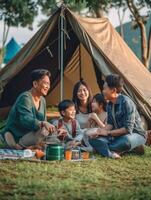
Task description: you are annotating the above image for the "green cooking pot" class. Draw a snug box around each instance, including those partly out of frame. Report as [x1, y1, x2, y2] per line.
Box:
[46, 144, 64, 161]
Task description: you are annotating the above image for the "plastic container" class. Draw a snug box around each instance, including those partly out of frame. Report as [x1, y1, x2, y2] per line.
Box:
[81, 151, 90, 160]
[65, 150, 72, 160]
[72, 149, 80, 160]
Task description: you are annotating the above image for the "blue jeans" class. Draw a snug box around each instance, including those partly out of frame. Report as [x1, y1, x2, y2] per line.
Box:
[89, 133, 146, 158]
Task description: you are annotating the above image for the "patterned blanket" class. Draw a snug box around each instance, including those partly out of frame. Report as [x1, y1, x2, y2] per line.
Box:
[0, 149, 35, 160]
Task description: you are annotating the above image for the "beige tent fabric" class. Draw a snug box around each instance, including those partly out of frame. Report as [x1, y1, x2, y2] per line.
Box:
[66, 8, 151, 122]
[0, 6, 151, 124]
[46, 44, 100, 105]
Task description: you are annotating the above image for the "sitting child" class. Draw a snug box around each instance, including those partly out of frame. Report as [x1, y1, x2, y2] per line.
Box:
[85, 93, 107, 137]
[82, 94, 107, 150]
[53, 99, 83, 149]
[89, 93, 107, 128]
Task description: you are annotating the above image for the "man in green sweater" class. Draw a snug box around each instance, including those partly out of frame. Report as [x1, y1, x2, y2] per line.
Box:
[1, 69, 56, 149]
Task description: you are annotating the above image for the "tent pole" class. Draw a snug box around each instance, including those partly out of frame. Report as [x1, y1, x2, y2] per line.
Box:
[60, 11, 64, 101]
[79, 44, 82, 80]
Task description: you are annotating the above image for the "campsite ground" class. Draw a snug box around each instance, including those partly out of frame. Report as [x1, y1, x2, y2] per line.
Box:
[1, 119, 151, 200]
[0, 147, 151, 199]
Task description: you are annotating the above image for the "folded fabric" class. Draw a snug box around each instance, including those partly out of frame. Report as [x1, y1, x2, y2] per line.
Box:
[0, 149, 35, 160]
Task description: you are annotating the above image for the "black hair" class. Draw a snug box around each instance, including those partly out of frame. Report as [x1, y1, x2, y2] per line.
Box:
[58, 99, 75, 116]
[93, 93, 107, 111]
[72, 79, 92, 114]
[30, 69, 51, 87]
[105, 74, 124, 93]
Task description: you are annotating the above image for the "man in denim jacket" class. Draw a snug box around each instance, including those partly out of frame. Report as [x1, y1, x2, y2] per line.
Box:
[90, 74, 146, 159]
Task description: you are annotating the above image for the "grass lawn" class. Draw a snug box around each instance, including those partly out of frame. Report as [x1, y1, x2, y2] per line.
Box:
[0, 147, 151, 200]
[1, 114, 151, 200]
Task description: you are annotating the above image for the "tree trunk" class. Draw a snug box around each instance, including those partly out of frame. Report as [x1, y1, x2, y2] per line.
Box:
[138, 20, 148, 68]
[126, 0, 150, 68]
[0, 21, 9, 68]
[147, 26, 151, 69]
[94, 2, 104, 18]
[94, 7, 104, 18]
[117, 8, 126, 39]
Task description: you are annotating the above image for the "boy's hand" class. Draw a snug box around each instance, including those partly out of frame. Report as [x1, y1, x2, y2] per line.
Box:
[58, 128, 67, 137]
[57, 128, 68, 141]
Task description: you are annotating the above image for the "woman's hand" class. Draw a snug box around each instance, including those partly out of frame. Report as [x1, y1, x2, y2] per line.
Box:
[42, 121, 56, 133]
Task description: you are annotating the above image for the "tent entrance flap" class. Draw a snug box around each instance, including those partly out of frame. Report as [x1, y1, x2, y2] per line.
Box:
[46, 43, 101, 106]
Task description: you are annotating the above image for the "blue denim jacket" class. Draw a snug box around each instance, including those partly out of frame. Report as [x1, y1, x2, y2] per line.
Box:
[107, 94, 146, 137]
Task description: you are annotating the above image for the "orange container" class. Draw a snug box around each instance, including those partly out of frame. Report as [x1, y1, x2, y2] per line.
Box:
[65, 150, 72, 160]
[35, 149, 45, 159]
[81, 152, 89, 160]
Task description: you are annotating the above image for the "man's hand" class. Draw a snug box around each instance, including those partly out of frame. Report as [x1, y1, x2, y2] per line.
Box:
[97, 128, 108, 136]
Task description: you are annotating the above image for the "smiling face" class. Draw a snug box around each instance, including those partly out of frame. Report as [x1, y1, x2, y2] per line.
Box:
[77, 84, 89, 102]
[62, 106, 76, 120]
[33, 75, 50, 96]
[91, 98, 102, 112]
[103, 82, 116, 101]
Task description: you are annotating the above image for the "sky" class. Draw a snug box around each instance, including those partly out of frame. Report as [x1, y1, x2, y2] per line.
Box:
[0, 7, 147, 46]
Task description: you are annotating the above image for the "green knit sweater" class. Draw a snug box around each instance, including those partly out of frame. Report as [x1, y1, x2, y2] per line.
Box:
[1, 91, 46, 142]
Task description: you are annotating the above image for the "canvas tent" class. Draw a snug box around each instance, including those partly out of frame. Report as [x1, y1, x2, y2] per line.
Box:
[0, 6, 151, 127]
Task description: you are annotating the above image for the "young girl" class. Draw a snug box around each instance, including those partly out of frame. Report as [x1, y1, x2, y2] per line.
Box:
[89, 93, 107, 129]
[82, 94, 107, 151]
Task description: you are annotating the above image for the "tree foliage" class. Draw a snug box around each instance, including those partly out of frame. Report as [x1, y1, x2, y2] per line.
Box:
[0, 0, 38, 66]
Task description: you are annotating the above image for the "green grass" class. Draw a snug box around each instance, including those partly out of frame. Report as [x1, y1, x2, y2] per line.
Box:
[1, 148, 151, 200]
[0, 116, 151, 200]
